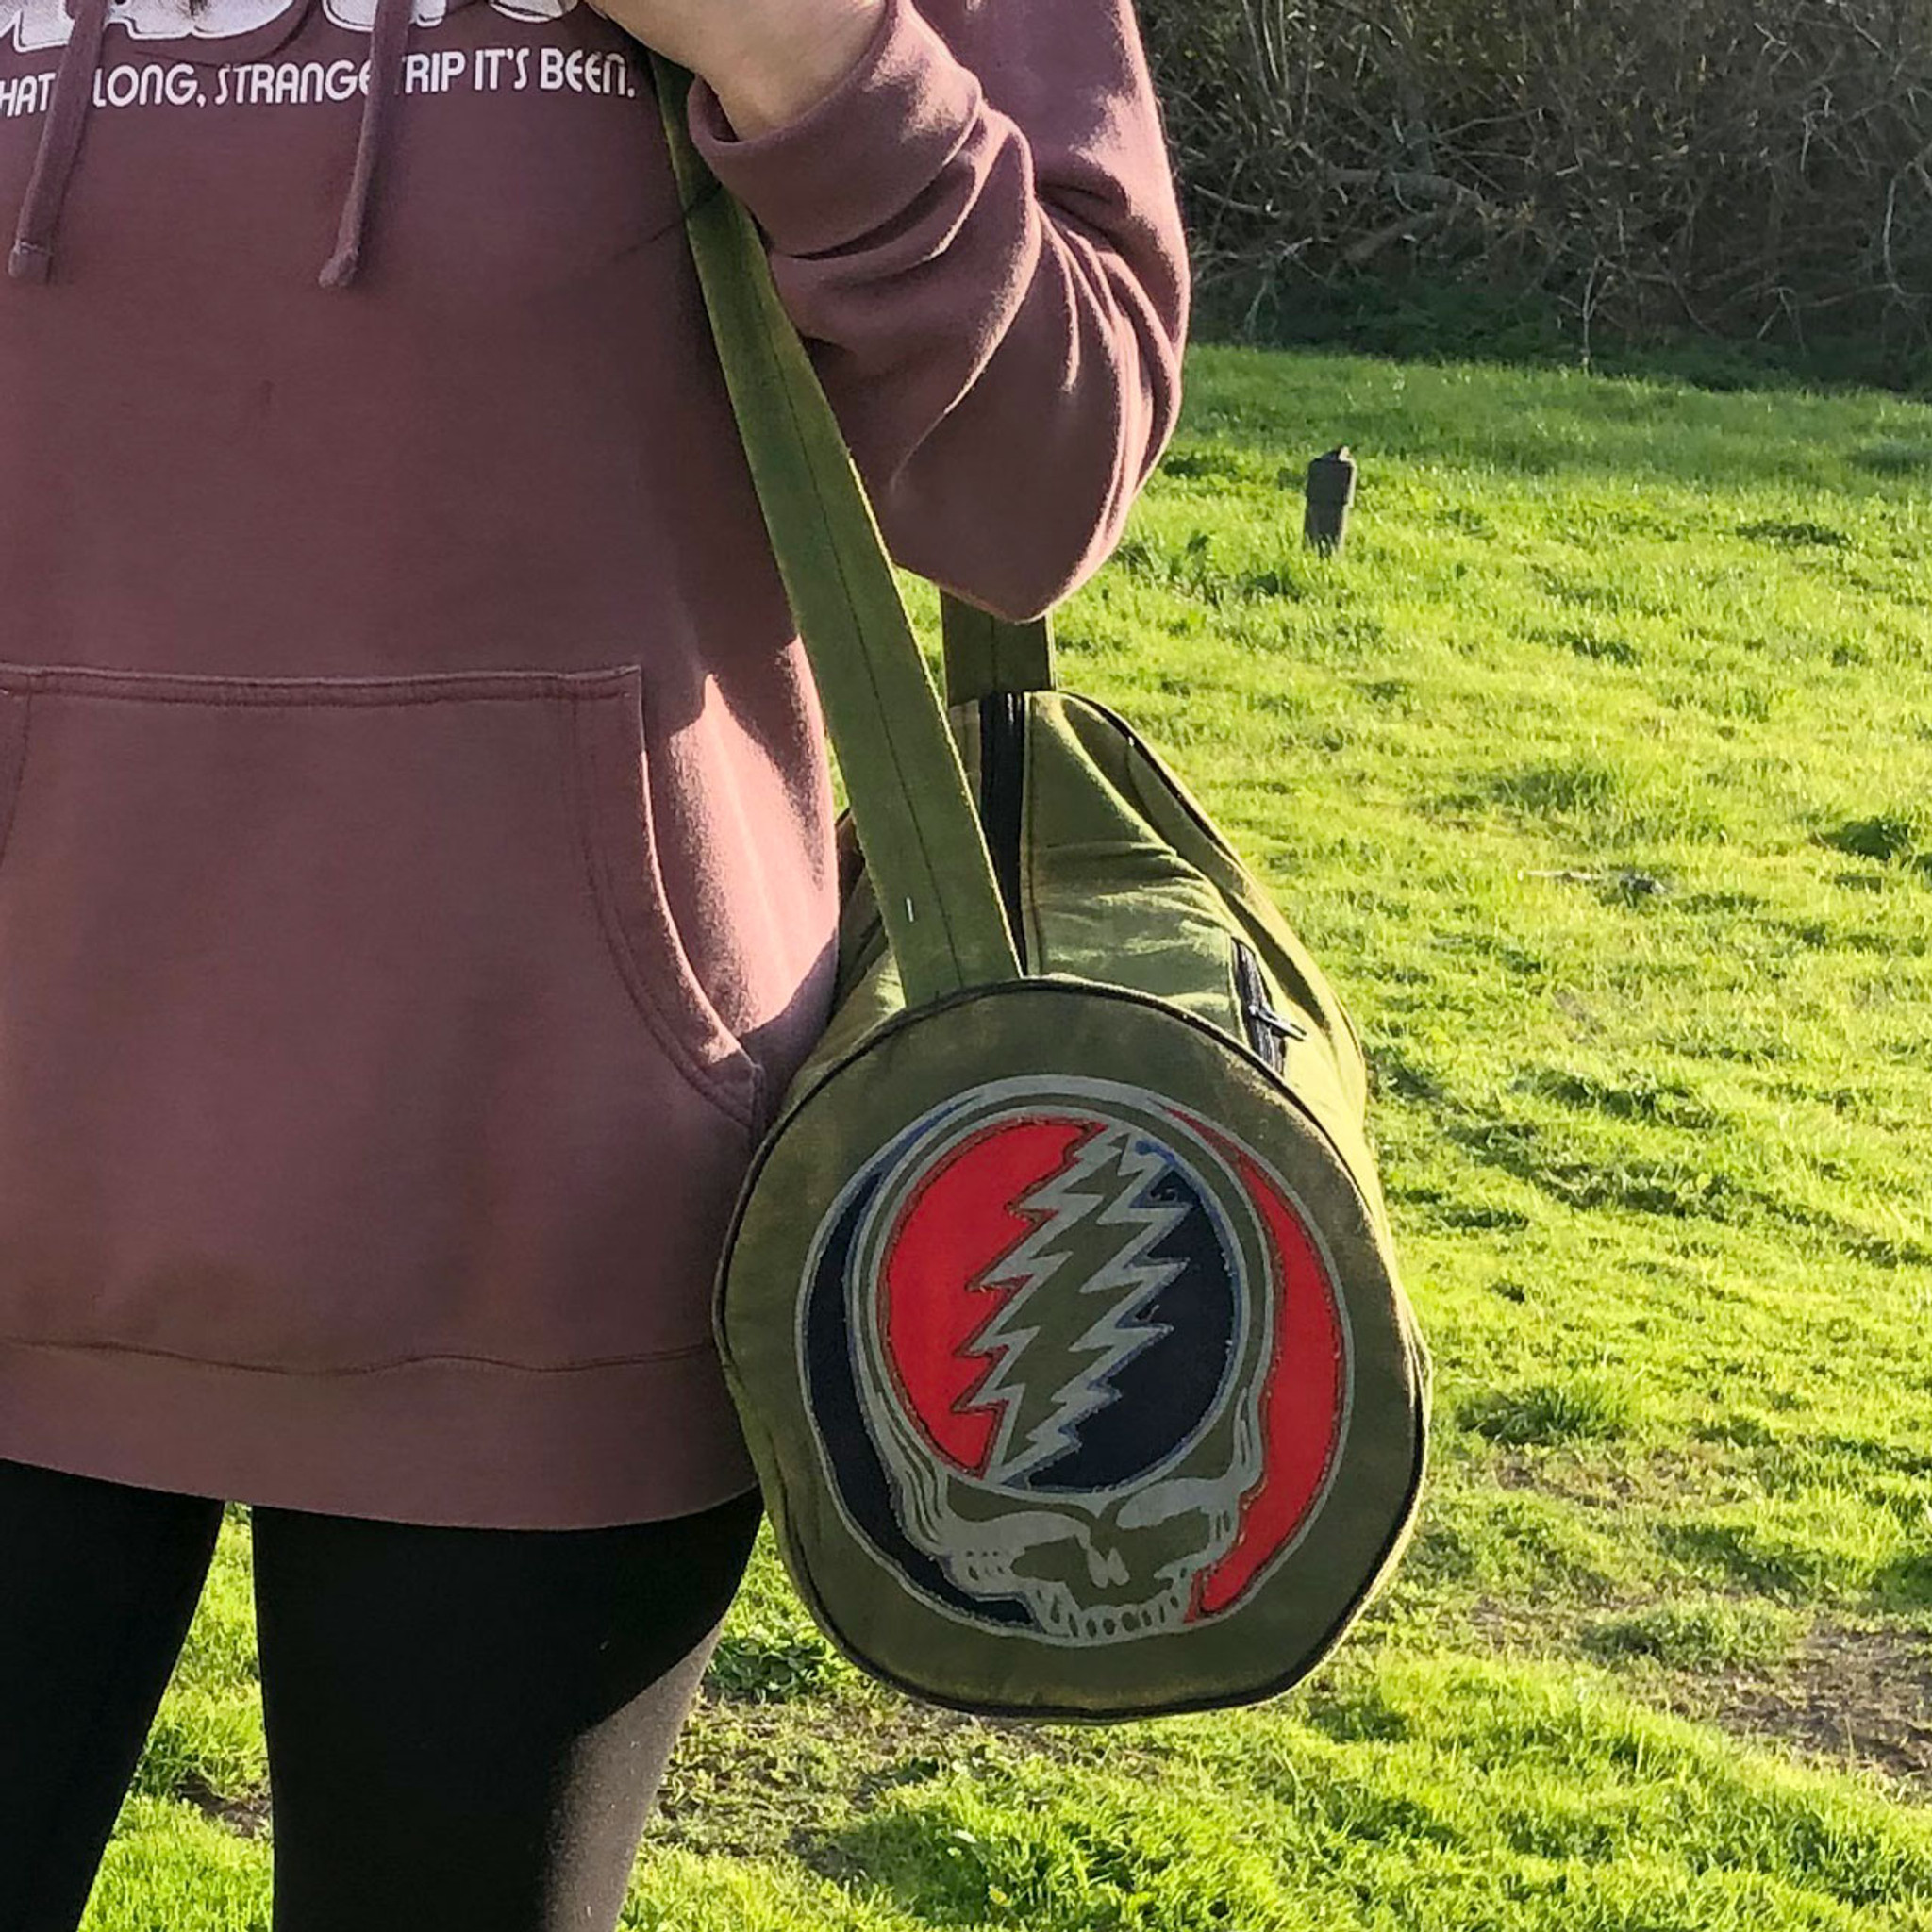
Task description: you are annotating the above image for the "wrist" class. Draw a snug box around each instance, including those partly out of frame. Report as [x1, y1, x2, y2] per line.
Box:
[701, 0, 890, 141]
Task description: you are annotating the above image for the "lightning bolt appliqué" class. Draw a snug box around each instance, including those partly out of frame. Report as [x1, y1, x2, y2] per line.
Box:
[959, 1123, 1191, 1485]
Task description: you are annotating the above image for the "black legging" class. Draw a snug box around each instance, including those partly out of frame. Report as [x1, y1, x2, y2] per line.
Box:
[0, 1455, 764, 1932]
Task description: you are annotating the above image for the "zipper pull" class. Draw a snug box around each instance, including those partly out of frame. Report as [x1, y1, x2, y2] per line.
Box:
[1245, 1005, 1308, 1044]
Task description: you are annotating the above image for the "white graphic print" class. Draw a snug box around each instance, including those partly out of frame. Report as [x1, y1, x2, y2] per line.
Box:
[1, 0, 579, 55]
[961, 1126, 1190, 1488]
[0, 0, 643, 114]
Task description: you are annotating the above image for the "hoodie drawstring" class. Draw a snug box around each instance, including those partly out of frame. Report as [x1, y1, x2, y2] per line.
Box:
[319, 0, 415, 289]
[8, 0, 109, 286]
[8, 0, 413, 291]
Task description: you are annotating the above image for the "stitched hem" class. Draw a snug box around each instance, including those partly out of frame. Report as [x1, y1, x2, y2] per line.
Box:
[0, 1335, 758, 1529]
[0, 1329, 724, 1377]
[0, 663, 642, 708]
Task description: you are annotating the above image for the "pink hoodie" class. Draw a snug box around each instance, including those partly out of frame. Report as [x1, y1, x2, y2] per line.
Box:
[0, 0, 1189, 1526]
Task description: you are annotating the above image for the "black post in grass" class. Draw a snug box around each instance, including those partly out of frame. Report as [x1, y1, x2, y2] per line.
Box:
[1304, 446, 1357, 555]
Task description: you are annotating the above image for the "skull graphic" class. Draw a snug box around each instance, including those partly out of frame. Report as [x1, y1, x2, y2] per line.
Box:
[842, 1078, 1282, 1644]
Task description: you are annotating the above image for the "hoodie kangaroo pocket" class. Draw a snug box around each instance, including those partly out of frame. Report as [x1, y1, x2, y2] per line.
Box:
[0, 662, 766, 1374]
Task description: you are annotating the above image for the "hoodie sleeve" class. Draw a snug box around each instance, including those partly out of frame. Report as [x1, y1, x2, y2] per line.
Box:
[683, 0, 1191, 625]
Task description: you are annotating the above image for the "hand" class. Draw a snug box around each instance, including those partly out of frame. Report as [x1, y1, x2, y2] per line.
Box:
[588, 0, 891, 138]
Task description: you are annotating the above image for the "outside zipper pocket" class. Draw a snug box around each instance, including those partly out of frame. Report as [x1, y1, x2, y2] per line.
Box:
[1232, 932, 1307, 1075]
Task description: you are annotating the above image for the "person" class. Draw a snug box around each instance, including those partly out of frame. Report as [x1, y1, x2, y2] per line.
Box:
[0, 0, 1191, 1922]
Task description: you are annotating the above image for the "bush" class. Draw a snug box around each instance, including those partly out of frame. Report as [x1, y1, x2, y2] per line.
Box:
[1141, 0, 1932, 383]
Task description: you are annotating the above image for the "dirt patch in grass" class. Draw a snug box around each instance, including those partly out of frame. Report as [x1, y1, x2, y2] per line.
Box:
[1666, 1621, 1932, 1794]
[1441, 1591, 1932, 1796]
[654, 1686, 1097, 1866]
[175, 1772, 270, 1840]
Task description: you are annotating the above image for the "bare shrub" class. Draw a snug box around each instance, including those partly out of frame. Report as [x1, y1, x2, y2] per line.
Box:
[1141, 0, 1932, 367]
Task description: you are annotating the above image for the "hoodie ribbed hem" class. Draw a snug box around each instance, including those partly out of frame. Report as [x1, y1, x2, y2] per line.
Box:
[0, 1335, 759, 1529]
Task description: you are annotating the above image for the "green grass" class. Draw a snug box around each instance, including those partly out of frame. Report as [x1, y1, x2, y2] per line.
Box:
[89, 347, 1932, 1927]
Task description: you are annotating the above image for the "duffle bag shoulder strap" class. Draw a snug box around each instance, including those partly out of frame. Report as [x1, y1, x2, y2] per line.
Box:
[650, 52, 1052, 1000]
[940, 593, 1055, 707]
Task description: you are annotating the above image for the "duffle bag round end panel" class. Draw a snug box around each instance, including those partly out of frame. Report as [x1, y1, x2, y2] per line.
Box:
[718, 976, 1426, 1720]
[648, 52, 1428, 1722]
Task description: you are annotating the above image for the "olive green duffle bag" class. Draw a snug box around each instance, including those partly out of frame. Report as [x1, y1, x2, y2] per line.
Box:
[652, 55, 1430, 1722]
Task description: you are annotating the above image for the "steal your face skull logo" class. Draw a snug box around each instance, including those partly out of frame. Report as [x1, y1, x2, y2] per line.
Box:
[798, 1075, 1352, 1647]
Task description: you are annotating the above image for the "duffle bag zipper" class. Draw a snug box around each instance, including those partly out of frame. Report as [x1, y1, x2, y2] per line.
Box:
[978, 690, 1030, 972]
[975, 696, 1307, 1082]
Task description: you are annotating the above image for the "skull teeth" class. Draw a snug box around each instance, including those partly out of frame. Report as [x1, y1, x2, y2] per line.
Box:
[943, 1550, 1193, 1642]
[1036, 1577, 1191, 1643]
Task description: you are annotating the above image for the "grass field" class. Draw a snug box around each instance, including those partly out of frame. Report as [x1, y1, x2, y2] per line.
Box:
[85, 346, 1932, 1928]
